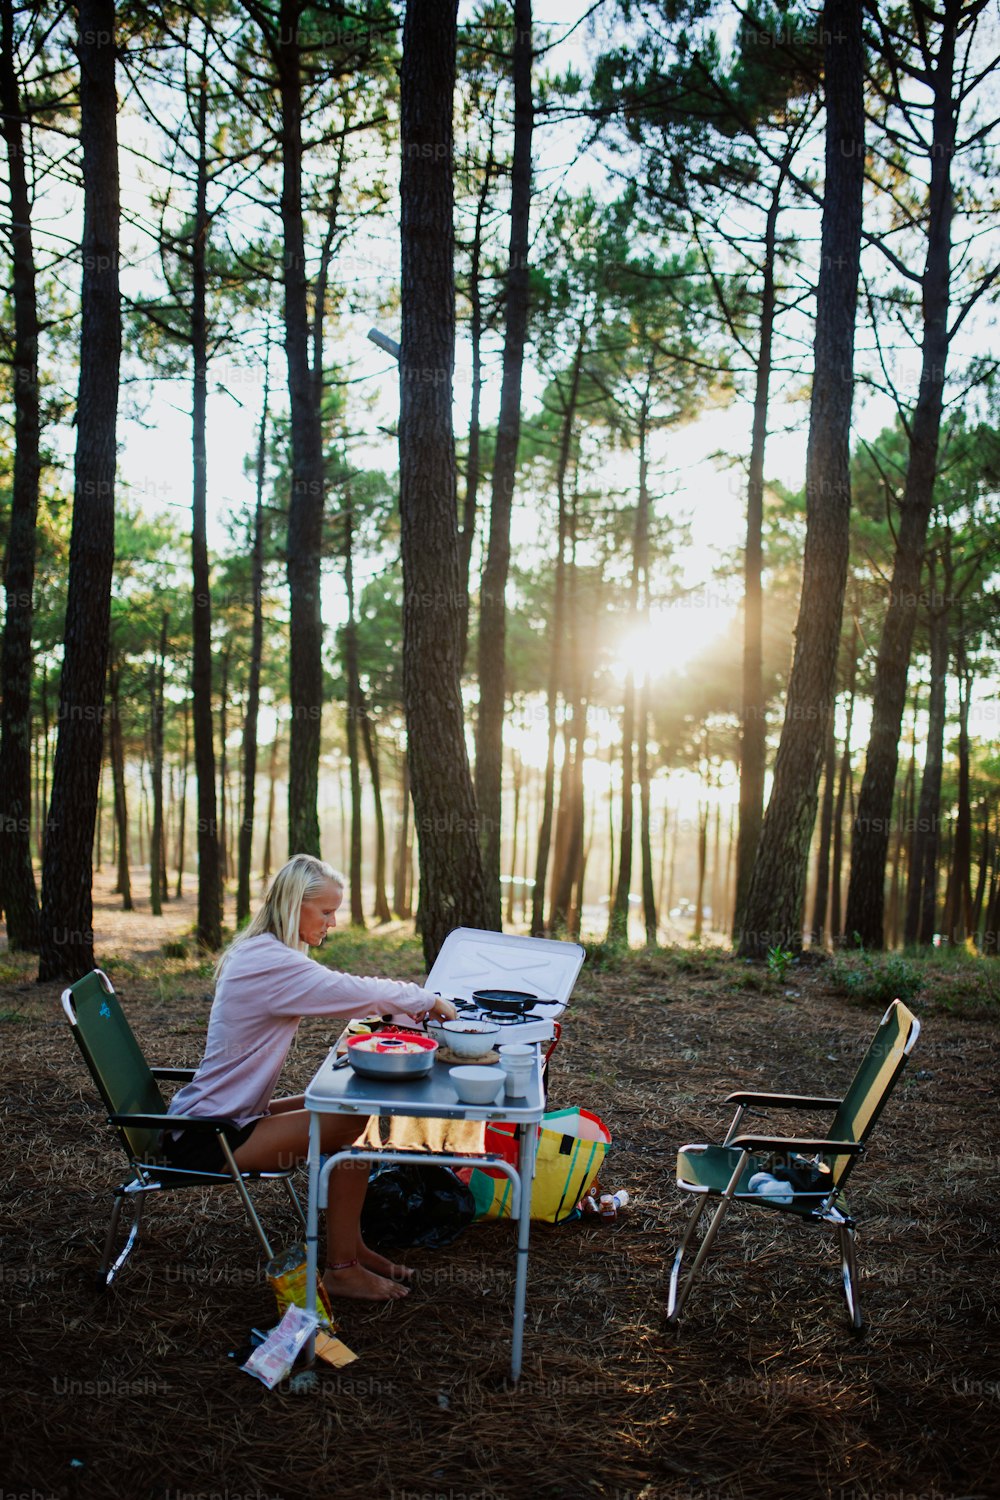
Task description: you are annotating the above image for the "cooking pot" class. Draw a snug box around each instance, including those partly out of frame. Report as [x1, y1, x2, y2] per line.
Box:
[471, 988, 539, 1017]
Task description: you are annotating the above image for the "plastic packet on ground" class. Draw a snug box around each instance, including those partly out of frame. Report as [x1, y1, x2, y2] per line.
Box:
[314, 1330, 358, 1368]
[241, 1304, 317, 1389]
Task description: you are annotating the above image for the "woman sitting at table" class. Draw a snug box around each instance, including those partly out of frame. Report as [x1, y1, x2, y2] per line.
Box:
[162, 852, 456, 1302]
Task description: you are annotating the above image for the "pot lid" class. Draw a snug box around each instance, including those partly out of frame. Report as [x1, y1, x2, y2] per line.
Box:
[425, 928, 585, 1017]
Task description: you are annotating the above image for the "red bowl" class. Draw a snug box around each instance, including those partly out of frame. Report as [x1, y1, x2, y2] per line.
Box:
[346, 1028, 438, 1079]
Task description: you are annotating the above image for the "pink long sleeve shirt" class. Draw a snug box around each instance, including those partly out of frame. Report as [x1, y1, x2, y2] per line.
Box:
[167, 933, 435, 1128]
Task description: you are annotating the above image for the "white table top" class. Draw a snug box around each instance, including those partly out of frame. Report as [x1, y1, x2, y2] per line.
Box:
[304, 1047, 546, 1123]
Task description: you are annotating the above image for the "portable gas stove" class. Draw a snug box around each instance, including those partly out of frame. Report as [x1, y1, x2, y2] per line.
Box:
[420, 927, 586, 1045]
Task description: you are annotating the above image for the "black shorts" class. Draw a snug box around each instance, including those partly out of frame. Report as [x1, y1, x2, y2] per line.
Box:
[160, 1118, 260, 1175]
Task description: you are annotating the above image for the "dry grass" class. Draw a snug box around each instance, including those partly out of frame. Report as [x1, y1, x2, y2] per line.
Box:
[2, 877, 998, 1500]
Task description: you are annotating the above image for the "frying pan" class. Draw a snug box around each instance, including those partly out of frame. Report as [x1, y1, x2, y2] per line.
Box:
[471, 988, 539, 1016]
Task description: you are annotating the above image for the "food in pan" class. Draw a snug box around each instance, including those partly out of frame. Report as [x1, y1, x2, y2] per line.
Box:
[351, 1036, 427, 1055]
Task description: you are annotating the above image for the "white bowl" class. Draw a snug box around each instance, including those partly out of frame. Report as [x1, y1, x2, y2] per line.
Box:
[427, 1018, 501, 1058]
[449, 1065, 503, 1105]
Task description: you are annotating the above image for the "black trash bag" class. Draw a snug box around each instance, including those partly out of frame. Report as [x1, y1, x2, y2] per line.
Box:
[360, 1163, 476, 1250]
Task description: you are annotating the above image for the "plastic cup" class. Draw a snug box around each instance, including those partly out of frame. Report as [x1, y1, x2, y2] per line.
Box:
[499, 1043, 534, 1099]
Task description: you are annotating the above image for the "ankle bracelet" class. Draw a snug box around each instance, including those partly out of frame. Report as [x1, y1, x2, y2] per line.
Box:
[328, 1258, 358, 1271]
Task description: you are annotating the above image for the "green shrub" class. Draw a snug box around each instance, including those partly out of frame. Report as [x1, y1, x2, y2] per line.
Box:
[831, 948, 924, 1005]
[766, 944, 795, 982]
[583, 936, 630, 973]
[733, 967, 771, 992]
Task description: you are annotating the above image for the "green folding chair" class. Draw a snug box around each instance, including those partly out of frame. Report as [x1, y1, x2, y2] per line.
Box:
[63, 969, 304, 1287]
[666, 998, 920, 1330]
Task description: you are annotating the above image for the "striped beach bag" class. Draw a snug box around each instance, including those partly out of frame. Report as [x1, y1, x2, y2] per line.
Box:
[465, 1107, 611, 1224]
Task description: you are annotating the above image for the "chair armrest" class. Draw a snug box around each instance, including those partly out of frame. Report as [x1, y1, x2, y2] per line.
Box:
[725, 1092, 842, 1109]
[109, 1112, 234, 1131]
[729, 1133, 864, 1155]
[150, 1067, 197, 1082]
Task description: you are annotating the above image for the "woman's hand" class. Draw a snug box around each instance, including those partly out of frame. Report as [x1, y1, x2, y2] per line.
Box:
[427, 994, 457, 1022]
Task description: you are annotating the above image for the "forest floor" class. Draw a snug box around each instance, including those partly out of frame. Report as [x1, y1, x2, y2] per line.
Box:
[3, 871, 999, 1500]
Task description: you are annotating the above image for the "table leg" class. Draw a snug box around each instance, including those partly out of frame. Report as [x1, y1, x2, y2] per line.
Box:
[304, 1109, 321, 1364]
[511, 1117, 538, 1383]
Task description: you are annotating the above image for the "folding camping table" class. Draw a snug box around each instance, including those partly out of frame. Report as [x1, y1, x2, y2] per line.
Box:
[303, 1043, 546, 1381]
[303, 929, 585, 1380]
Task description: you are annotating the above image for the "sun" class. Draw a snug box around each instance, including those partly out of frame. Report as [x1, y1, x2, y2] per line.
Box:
[611, 599, 737, 681]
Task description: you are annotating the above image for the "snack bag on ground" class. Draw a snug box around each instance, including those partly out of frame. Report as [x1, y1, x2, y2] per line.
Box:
[267, 1243, 335, 1330]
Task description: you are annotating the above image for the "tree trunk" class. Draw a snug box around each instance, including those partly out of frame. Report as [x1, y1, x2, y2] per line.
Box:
[830, 631, 858, 944]
[710, 803, 722, 938]
[393, 751, 412, 920]
[457, 111, 496, 667]
[359, 702, 392, 923]
[0, 0, 41, 946]
[737, 0, 864, 958]
[733, 166, 785, 939]
[518, 768, 532, 924]
[666, 806, 677, 919]
[609, 688, 636, 937]
[905, 577, 948, 945]
[574, 787, 594, 939]
[607, 743, 617, 910]
[341, 487, 365, 926]
[693, 803, 708, 943]
[548, 715, 573, 921]
[506, 751, 521, 926]
[887, 721, 916, 949]
[398, 0, 489, 964]
[175, 698, 189, 899]
[236, 359, 268, 925]
[552, 710, 585, 932]
[983, 860, 1000, 961]
[845, 12, 958, 948]
[943, 624, 973, 944]
[149, 612, 168, 916]
[638, 672, 657, 945]
[475, 0, 533, 925]
[610, 396, 652, 944]
[971, 800, 991, 939]
[95, 743, 105, 870]
[810, 717, 837, 947]
[34, 664, 49, 863]
[531, 326, 584, 935]
[108, 659, 132, 912]
[981, 797, 1000, 958]
[550, 497, 582, 934]
[723, 806, 735, 935]
[190, 55, 222, 950]
[38, 0, 120, 980]
[345, 672, 363, 926]
[138, 764, 148, 869]
[262, 732, 279, 888]
[218, 647, 230, 883]
[277, 0, 324, 858]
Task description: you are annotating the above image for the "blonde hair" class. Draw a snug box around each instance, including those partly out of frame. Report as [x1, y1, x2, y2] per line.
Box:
[216, 853, 345, 978]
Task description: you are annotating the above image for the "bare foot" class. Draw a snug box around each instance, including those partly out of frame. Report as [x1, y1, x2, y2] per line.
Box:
[323, 1263, 409, 1302]
[358, 1245, 415, 1283]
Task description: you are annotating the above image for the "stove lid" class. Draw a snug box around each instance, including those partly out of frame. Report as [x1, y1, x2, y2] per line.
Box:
[425, 928, 585, 1018]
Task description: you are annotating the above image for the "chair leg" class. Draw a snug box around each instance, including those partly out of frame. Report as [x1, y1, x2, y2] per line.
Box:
[218, 1135, 276, 1261]
[667, 1193, 732, 1325]
[282, 1174, 306, 1229]
[837, 1223, 863, 1330]
[99, 1188, 143, 1289]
